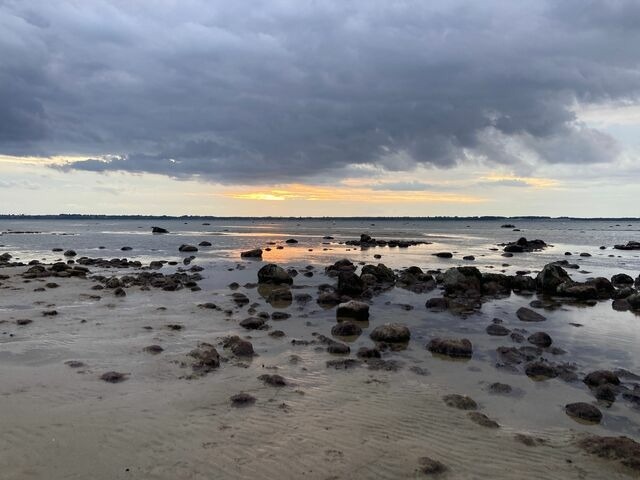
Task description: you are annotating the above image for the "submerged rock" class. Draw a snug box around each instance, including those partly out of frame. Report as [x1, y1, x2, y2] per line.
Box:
[418, 457, 447, 475]
[331, 321, 363, 337]
[230, 393, 256, 407]
[100, 371, 127, 383]
[468, 412, 500, 428]
[258, 374, 287, 386]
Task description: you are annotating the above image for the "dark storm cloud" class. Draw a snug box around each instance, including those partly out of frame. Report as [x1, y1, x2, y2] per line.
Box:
[1, 0, 639, 183]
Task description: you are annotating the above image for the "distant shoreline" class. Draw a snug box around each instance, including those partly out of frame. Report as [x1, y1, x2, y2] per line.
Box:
[0, 214, 639, 221]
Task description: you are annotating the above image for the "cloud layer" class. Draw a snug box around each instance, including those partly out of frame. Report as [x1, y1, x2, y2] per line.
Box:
[1, 0, 639, 183]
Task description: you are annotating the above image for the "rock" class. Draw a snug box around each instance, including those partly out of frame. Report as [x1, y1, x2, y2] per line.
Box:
[100, 371, 127, 383]
[271, 311, 290, 321]
[468, 412, 499, 428]
[224, 337, 255, 357]
[488, 382, 512, 394]
[503, 237, 547, 253]
[16, 319, 32, 326]
[357, 347, 381, 358]
[432, 252, 453, 258]
[425, 297, 448, 311]
[337, 271, 365, 296]
[325, 259, 357, 275]
[361, 263, 396, 284]
[370, 323, 411, 343]
[441, 267, 482, 295]
[257, 264, 293, 284]
[198, 241, 212, 247]
[418, 457, 447, 475]
[527, 332, 552, 347]
[578, 435, 640, 471]
[230, 393, 256, 406]
[285, 239, 298, 244]
[442, 394, 477, 410]
[239, 317, 267, 330]
[612, 273, 634, 286]
[536, 263, 572, 293]
[584, 370, 620, 387]
[121, 246, 132, 251]
[65, 360, 85, 368]
[427, 337, 473, 358]
[105, 277, 121, 288]
[463, 255, 475, 261]
[317, 291, 343, 307]
[614, 241, 640, 251]
[326, 358, 361, 369]
[265, 286, 293, 308]
[143, 345, 164, 354]
[258, 374, 287, 386]
[231, 292, 250, 305]
[152, 226, 169, 233]
[524, 362, 557, 379]
[516, 307, 546, 322]
[486, 324, 511, 336]
[241, 248, 263, 258]
[565, 402, 602, 423]
[501, 224, 516, 228]
[327, 342, 350, 354]
[331, 321, 363, 337]
[336, 300, 369, 321]
[63, 250, 77, 257]
[269, 330, 285, 338]
[114, 287, 126, 297]
[594, 384, 617, 403]
[190, 344, 221, 372]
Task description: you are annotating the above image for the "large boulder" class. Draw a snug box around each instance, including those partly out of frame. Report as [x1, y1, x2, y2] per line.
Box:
[441, 267, 482, 295]
[257, 264, 293, 284]
[536, 263, 572, 293]
[337, 271, 365, 296]
[361, 264, 396, 284]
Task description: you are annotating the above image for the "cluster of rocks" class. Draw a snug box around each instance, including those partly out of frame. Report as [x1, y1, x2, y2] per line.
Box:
[21, 263, 89, 279]
[93, 269, 203, 294]
[344, 233, 428, 249]
[614, 241, 640, 251]
[501, 237, 548, 253]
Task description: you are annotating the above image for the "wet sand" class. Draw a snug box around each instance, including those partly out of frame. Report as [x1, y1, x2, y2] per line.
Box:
[1, 242, 640, 479]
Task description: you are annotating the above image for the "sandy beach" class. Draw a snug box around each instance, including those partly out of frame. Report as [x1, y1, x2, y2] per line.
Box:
[1, 222, 640, 479]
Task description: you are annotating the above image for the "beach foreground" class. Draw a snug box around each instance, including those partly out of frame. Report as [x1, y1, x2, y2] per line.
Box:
[1, 220, 640, 479]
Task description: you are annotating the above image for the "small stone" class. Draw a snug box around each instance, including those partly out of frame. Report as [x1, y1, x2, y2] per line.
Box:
[100, 371, 127, 383]
[230, 393, 256, 406]
[258, 374, 287, 386]
[565, 402, 602, 423]
[468, 411, 499, 428]
[443, 394, 477, 410]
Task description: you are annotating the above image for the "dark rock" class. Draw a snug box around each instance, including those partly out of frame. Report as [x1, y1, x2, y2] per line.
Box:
[536, 263, 572, 293]
[442, 394, 477, 410]
[231, 292, 250, 305]
[190, 344, 221, 372]
[337, 271, 365, 296]
[425, 297, 448, 311]
[271, 311, 291, 321]
[578, 435, 640, 471]
[152, 226, 169, 233]
[614, 241, 640, 251]
[143, 345, 164, 354]
[516, 307, 546, 322]
[418, 457, 447, 475]
[565, 402, 602, 423]
[327, 342, 350, 354]
[488, 382, 512, 394]
[468, 412, 499, 428]
[356, 347, 381, 358]
[230, 393, 256, 406]
[239, 317, 267, 330]
[370, 323, 410, 343]
[584, 370, 620, 387]
[285, 239, 298, 244]
[432, 252, 453, 258]
[524, 362, 557, 379]
[198, 241, 212, 247]
[594, 384, 617, 403]
[258, 374, 287, 386]
[100, 371, 127, 383]
[612, 273, 634, 286]
[114, 287, 126, 297]
[486, 324, 511, 336]
[178, 244, 198, 252]
[336, 300, 369, 321]
[331, 321, 363, 337]
[241, 248, 263, 258]
[427, 337, 472, 358]
[257, 264, 293, 284]
[527, 332, 552, 347]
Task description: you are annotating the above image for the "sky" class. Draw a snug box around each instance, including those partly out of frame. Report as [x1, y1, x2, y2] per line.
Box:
[1, 0, 639, 217]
